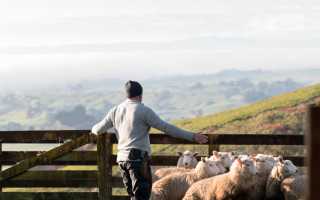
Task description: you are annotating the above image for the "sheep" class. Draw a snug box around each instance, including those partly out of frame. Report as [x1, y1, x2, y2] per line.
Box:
[205, 157, 227, 174]
[229, 150, 247, 157]
[256, 154, 276, 167]
[230, 154, 239, 163]
[214, 159, 227, 174]
[152, 168, 193, 183]
[256, 154, 279, 167]
[152, 157, 226, 183]
[182, 157, 258, 200]
[151, 157, 219, 200]
[237, 154, 252, 159]
[281, 173, 307, 200]
[209, 151, 232, 171]
[245, 156, 274, 200]
[177, 151, 199, 169]
[152, 151, 199, 183]
[265, 156, 299, 200]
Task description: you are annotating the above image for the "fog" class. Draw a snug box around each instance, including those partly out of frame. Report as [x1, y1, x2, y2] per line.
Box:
[0, 0, 320, 93]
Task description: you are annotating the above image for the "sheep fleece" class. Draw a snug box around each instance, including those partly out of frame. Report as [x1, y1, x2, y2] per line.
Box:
[152, 168, 193, 183]
[281, 174, 307, 200]
[185, 173, 254, 200]
[151, 171, 203, 200]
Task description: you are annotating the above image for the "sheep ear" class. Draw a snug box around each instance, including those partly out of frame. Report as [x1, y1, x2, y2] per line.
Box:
[213, 151, 219, 157]
[201, 157, 206, 163]
[252, 158, 257, 162]
[231, 151, 235, 156]
[234, 156, 238, 159]
[237, 158, 242, 164]
[177, 151, 183, 156]
[193, 152, 199, 157]
[279, 156, 283, 163]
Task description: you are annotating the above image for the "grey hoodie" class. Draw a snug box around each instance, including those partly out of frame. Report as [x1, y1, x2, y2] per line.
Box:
[92, 99, 194, 162]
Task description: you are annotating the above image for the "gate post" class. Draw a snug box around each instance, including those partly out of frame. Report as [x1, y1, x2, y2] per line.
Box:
[107, 133, 113, 199]
[306, 106, 320, 200]
[207, 134, 220, 155]
[0, 141, 2, 192]
[97, 133, 111, 200]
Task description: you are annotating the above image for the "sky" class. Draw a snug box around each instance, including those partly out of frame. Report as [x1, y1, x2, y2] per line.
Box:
[0, 0, 320, 92]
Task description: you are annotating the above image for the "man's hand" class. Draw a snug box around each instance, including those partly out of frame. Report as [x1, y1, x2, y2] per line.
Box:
[193, 131, 208, 144]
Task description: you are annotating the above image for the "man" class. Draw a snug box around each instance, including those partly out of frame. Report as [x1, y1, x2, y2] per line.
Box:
[91, 80, 208, 200]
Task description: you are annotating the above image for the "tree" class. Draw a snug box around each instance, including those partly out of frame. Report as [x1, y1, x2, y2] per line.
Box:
[243, 90, 268, 103]
[195, 109, 203, 117]
[224, 93, 231, 101]
[218, 81, 227, 86]
[53, 105, 97, 129]
[236, 79, 255, 91]
[189, 82, 205, 90]
[266, 78, 301, 96]
[257, 81, 269, 92]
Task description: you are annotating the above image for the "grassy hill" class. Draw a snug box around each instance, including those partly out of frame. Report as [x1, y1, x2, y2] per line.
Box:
[148, 83, 320, 158]
[153, 83, 320, 132]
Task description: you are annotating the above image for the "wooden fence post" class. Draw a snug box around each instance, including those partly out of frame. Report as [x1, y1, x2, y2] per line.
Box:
[97, 133, 111, 200]
[0, 141, 2, 192]
[207, 134, 220, 155]
[107, 133, 113, 199]
[306, 106, 320, 200]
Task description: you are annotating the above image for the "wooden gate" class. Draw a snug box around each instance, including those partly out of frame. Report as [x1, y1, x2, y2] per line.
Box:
[0, 130, 305, 200]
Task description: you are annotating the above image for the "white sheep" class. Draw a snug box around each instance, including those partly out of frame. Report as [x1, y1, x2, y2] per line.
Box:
[245, 156, 274, 200]
[281, 173, 307, 200]
[205, 157, 227, 174]
[209, 151, 232, 171]
[265, 156, 299, 200]
[214, 159, 227, 174]
[177, 151, 199, 169]
[229, 150, 247, 157]
[151, 157, 219, 200]
[152, 168, 193, 183]
[152, 150, 199, 183]
[183, 157, 258, 200]
[256, 154, 279, 167]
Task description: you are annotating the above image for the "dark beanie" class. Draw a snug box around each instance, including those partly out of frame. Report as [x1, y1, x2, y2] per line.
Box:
[125, 80, 143, 98]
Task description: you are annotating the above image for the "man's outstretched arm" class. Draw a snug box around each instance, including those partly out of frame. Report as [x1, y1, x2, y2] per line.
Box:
[91, 110, 114, 135]
[145, 109, 208, 144]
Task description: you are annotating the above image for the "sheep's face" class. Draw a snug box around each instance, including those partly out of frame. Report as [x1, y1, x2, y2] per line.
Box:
[232, 158, 258, 179]
[204, 159, 220, 176]
[264, 155, 275, 167]
[278, 159, 298, 177]
[252, 157, 273, 174]
[213, 151, 232, 169]
[214, 160, 227, 174]
[177, 151, 199, 168]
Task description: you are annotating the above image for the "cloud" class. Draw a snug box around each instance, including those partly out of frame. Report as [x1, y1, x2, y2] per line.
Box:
[1, 9, 320, 47]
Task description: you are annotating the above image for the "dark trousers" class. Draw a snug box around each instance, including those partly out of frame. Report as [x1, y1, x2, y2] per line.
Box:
[118, 161, 152, 200]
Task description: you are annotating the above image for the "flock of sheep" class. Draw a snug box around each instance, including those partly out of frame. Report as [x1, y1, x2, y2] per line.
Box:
[150, 150, 307, 200]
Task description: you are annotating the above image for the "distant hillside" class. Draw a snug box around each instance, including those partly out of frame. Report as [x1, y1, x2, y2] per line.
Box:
[152, 83, 320, 133]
